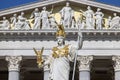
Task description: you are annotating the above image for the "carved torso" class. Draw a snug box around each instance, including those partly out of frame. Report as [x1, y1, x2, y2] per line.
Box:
[52, 44, 69, 58]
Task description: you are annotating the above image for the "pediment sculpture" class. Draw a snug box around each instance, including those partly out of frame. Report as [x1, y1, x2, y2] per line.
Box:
[0, 2, 119, 30]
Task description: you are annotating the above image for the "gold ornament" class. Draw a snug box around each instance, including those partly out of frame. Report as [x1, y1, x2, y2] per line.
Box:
[33, 47, 44, 68]
[56, 24, 66, 38]
[52, 44, 69, 58]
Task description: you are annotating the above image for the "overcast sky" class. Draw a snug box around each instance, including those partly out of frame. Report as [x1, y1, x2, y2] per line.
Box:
[0, 0, 119, 10]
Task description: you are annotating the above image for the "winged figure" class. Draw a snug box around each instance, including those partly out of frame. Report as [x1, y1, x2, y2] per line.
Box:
[33, 47, 44, 68]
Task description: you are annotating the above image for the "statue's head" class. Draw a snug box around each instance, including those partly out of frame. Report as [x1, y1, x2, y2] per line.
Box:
[108, 16, 112, 19]
[56, 24, 66, 46]
[3, 17, 6, 20]
[13, 14, 17, 17]
[66, 2, 70, 7]
[97, 8, 101, 11]
[113, 13, 117, 16]
[57, 37, 65, 46]
[43, 7, 46, 10]
[35, 8, 39, 12]
[21, 12, 24, 16]
[87, 6, 91, 10]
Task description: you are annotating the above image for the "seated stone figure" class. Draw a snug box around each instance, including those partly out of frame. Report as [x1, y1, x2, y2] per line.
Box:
[110, 13, 120, 29]
[15, 12, 30, 30]
[49, 15, 57, 29]
[0, 17, 10, 30]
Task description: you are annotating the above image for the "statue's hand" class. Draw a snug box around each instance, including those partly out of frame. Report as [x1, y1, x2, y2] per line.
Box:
[38, 63, 44, 69]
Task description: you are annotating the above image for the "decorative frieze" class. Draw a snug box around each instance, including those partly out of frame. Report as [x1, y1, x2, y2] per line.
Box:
[78, 56, 93, 71]
[6, 56, 22, 71]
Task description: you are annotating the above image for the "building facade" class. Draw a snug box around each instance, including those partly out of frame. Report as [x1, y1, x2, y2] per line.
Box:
[0, 0, 120, 80]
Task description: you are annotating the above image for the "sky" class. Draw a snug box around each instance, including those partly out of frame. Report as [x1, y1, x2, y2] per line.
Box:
[0, 0, 119, 10]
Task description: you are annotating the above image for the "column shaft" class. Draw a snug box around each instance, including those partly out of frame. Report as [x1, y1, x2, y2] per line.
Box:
[9, 71, 19, 80]
[44, 65, 50, 80]
[79, 71, 90, 80]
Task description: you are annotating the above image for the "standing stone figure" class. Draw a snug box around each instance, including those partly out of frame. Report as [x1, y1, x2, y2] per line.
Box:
[106, 16, 112, 28]
[40, 7, 52, 29]
[0, 17, 10, 29]
[30, 8, 41, 29]
[60, 2, 74, 28]
[10, 14, 17, 28]
[76, 16, 82, 29]
[34, 25, 83, 80]
[83, 6, 94, 29]
[110, 13, 120, 29]
[15, 12, 30, 30]
[95, 8, 104, 29]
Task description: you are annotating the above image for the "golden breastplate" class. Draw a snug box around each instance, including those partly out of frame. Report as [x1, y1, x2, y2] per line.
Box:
[52, 45, 69, 58]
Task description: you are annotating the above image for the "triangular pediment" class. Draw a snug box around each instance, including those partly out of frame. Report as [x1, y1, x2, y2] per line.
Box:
[0, 0, 119, 30]
[0, 0, 119, 17]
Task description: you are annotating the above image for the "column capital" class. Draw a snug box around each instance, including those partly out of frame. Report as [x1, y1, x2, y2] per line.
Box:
[43, 57, 50, 71]
[78, 56, 93, 71]
[6, 56, 22, 71]
[112, 56, 120, 71]
[44, 65, 50, 71]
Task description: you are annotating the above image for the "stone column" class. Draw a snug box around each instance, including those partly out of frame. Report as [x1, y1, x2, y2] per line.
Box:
[112, 56, 120, 80]
[78, 56, 93, 80]
[44, 65, 50, 80]
[6, 56, 22, 80]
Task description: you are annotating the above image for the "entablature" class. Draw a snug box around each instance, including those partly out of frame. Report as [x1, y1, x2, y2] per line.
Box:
[0, 29, 120, 41]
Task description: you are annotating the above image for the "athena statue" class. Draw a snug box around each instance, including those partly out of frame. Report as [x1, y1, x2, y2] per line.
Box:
[34, 25, 83, 80]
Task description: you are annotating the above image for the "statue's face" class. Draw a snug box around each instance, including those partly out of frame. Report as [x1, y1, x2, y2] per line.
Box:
[21, 12, 24, 16]
[43, 7, 46, 10]
[108, 16, 111, 19]
[35, 8, 39, 12]
[57, 38, 64, 46]
[113, 13, 117, 16]
[66, 2, 70, 7]
[87, 6, 91, 10]
[3, 17, 6, 20]
[97, 8, 101, 11]
[14, 14, 17, 17]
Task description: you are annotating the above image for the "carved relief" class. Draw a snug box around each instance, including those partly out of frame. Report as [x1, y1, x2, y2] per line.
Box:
[0, 2, 119, 30]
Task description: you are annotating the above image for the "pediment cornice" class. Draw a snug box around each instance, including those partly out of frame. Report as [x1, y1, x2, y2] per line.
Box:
[0, 0, 119, 17]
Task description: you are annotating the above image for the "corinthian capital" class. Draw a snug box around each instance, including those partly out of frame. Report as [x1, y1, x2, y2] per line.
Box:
[112, 56, 120, 71]
[78, 56, 93, 71]
[6, 56, 22, 71]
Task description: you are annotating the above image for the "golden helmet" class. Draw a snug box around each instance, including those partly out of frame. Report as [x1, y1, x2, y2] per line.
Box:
[56, 24, 66, 38]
